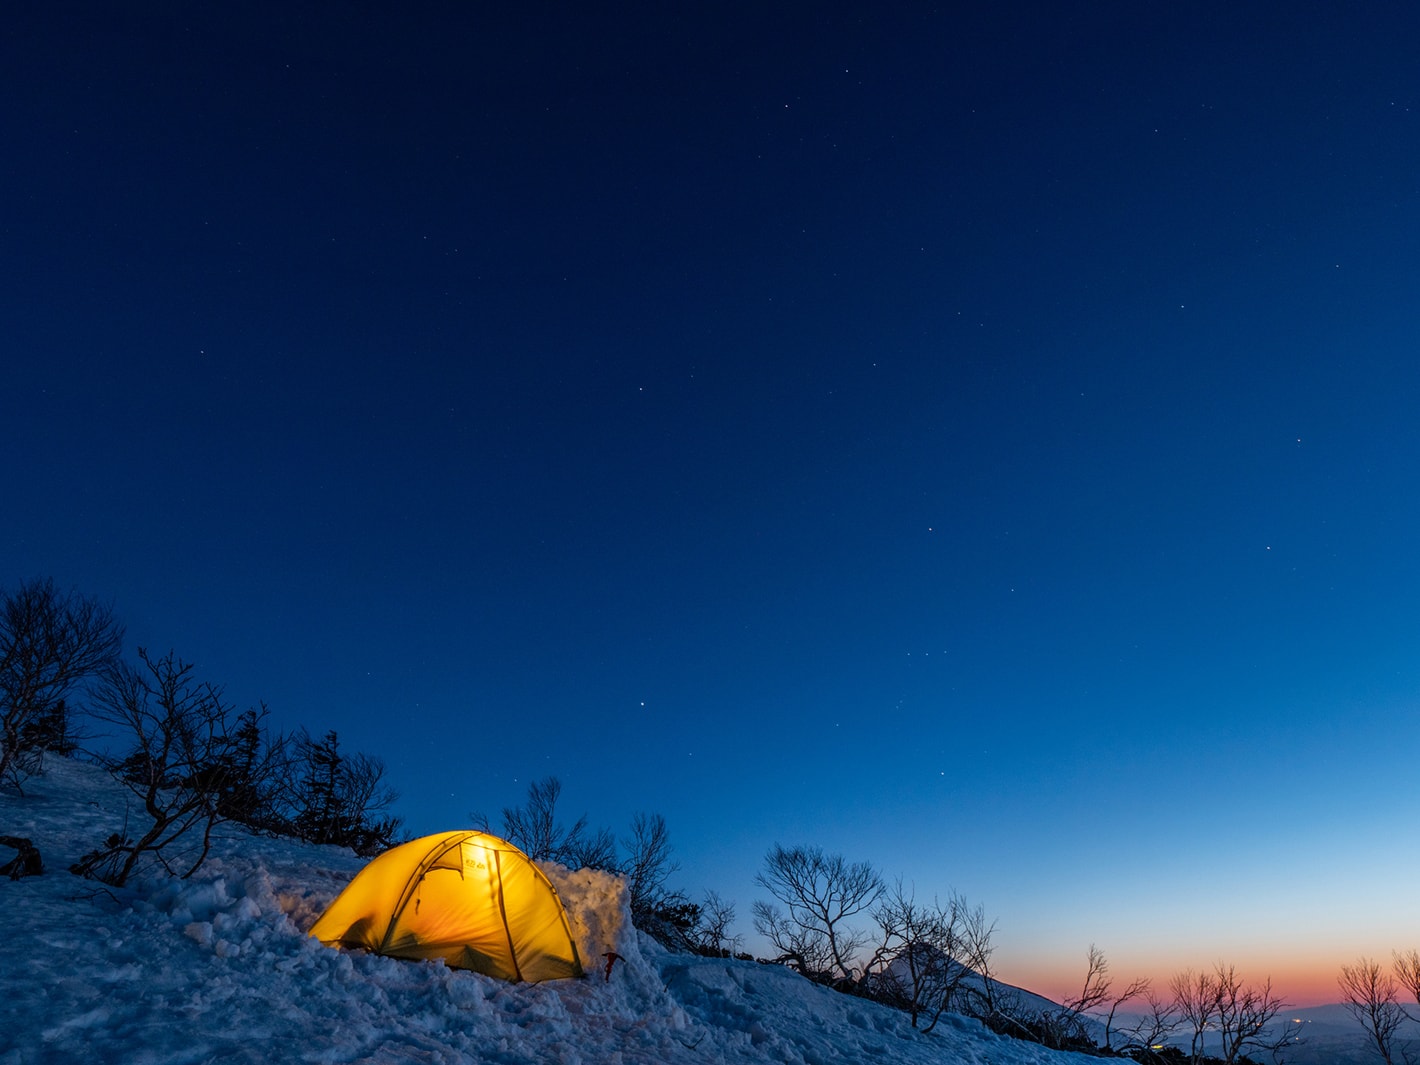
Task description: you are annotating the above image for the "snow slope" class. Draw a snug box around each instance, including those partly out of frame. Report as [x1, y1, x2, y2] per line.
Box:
[2, 758, 1105, 1064]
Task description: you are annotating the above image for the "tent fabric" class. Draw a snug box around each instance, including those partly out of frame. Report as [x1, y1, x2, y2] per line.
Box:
[309, 830, 584, 983]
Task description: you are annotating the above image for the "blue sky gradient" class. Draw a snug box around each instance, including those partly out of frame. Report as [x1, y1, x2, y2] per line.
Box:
[5, 2, 1420, 1004]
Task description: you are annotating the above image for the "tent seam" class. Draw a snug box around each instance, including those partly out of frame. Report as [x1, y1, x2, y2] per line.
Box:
[492, 849, 524, 982]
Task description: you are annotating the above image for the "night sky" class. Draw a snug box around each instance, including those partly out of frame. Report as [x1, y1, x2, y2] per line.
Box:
[6, 3, 1420, 1005]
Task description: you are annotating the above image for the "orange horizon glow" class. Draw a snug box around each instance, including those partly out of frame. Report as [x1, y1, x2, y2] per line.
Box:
[1006, 952, 1406, 1011]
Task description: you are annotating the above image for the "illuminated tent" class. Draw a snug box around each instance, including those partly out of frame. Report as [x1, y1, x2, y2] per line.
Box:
[308, 830, 584, 983]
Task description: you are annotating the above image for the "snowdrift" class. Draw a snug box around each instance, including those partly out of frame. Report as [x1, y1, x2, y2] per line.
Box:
[1, 757, 1101, 1064]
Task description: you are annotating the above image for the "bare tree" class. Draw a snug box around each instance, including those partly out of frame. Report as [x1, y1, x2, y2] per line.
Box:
[563, 824, 617, 871]
[290, 729, 401, 855]
[1395, 949, 1420, 1008]
[866, 880, 948, 1026]
[1339, 958, 1407, 1065]
[1038, 944, 1115, 1049]
[1213, 964, 1291, 1065]
[1070, 943, 1115, 1014]
[481, 776, 614, 870]
[1115, 989, 1179, 1062]
[954, 900, 1012, 1028]
[0, 578, 123, 789]
[621, 812, 679, 918]
[207, 705, 291, 832]
[753, 843, 883, 983]
[338, 749, 403, 855]
[1170, 964, 1290, 1065]
[693, 890, 741, 956]
[73, 649, 240, 885]
[292, 730, 344, 843]
[1102, 975, 1153, 1051]
[493, 776, 573, 859]
[752, 897, 835, 976]
[1171, 967, 1222, 1065]
[865, 881, 980, 1032]
[636, 885, 743, 957]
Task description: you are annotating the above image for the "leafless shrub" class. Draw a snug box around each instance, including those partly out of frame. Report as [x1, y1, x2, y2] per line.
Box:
[753, 843, 883, 984]
[1214, 964, 1290, 1064]
[950, 900, 1017, 1031]
[863, 881, 980, 1032]
[1395, 949, 1420, 1008]
[1101, 974, 1152, 1052]
[0, 578, 122, 790]
[290, 729, 401, 855]
[74, 649, 241, 885]
[1037, 944, 1113, 1049]
[693, 890, 741, 956]
[1170, 963, 1291, 1065]
[1115, 989, 1180, 1061]
[1171, 967, 1221, 1064]
[1339, 957, 1407, 1065]
[478, 776, 615, 870]
[621, 812, 679, 918]
[564, 824, 617, 871]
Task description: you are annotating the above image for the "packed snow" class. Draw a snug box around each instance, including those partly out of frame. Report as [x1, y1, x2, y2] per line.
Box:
[1, 757, 1111, 1063]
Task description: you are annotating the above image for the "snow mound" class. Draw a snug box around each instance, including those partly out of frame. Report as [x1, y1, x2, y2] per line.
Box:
[1, 757, 1098, 1064]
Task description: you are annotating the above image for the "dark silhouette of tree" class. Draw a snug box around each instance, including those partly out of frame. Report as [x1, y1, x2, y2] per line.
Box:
[1036, 944, 1115, 1050]
[1339, 957, 1407, 1065]
[290, 729, 401, 855]
[219, 708, 275, 825]
[621, 811, 678, 919]
[1394, 949, 1420, 1009]
[0, 578, 123, 789]
[1212, 964, 1289, 1064]
[294, 730, 344, 844]
[74, 649, 238, 885]
[481, 776, 615, 870]
[1170, 963, 1291, 1065]
[1114, 990, 1180, 1062]
[864, 881, 984, 1032]
[949, 901, 1019, 1033]
[753, 843, 883, 984]
[1102, 973, 1153, 1052]
[563, 823, 617, 871]
[1172, 967, 1221, 1065]
[692, 891, 741, 956]
[184, 705, 289, 832]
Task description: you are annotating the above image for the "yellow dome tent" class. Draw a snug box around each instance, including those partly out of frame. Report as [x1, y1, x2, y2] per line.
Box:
[308, 830, 584, 982]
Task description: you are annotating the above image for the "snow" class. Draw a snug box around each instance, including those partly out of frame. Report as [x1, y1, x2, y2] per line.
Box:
[2, 758, 1105, 1064]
